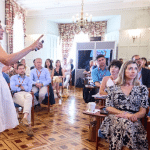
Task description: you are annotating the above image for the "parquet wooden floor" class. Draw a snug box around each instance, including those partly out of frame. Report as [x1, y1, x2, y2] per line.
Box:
[0, 87, 109, 150]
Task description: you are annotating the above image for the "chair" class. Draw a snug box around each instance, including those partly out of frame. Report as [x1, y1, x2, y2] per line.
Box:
[14, 91, 35, 126]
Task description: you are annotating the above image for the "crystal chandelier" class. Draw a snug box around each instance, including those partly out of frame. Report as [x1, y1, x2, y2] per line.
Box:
[72, 0, 92, 29]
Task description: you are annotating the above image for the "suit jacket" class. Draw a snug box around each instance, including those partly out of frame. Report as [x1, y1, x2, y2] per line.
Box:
[142, 68, 150, 88]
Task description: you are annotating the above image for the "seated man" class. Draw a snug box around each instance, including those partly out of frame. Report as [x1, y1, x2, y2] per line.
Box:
[10, 63, 33, 137]
[30, 58, 51, 106]
[62, 58, 71, 88]
[92, 54, 110, 88]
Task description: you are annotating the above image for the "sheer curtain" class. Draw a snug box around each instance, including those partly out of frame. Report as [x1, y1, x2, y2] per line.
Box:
[68, 31, 90, 67]
[13, 15, 24, 53]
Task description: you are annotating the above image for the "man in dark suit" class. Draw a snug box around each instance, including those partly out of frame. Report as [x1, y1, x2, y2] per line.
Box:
[132, 55, 150, 87]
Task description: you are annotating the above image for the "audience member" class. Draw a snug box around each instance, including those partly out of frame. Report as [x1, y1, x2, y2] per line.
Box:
[141, 57, 148, 69]
[10, 64, 33, 137]
[100, 60, 149, 150]
[99, 60, 122, 95]
[91, 55, 110, 87]
[52, 60, 65, 98]
[83, 60, 94, 74]
[132, 55, 150, 87]
[30, 59, 35, 70]
[30, 58, 51, 106]
[62, 58, 71, 88]
[9, 61, 19, 77]
[2, 72, 10, 86]
[45, 59, 53, 79]
[20, 59, 30, 76]
[70, 59, 74, 71]
[119, 58, 123, 64]
[44, 59, 55, 106]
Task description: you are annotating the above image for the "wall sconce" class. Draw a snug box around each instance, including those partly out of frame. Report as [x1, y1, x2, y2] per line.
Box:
[128, 29, 141, 43]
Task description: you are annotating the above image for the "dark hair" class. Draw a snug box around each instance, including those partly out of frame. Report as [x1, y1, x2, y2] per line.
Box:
[45, 59, 53, 70]
[33, 59, 35, 63]
[55, 60, 61, 68]
[17, 63, 25, 69]
[141, 57, 148, 67]
[131, 55, 139, 61]
[96, 54, 105, 60]
[108, 60, 122, 70]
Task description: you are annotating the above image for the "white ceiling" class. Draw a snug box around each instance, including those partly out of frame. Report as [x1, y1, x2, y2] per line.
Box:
[15, 0, 150, 23]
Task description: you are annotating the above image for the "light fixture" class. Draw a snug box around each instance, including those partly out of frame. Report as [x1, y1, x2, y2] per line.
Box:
[72, 0, 92, 29]
[128, 29, 141, 43]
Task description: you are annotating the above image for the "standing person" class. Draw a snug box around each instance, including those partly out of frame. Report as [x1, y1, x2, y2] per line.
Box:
[20, 58, 30, 76]
[100, 60, 149, 150]
[91, 54, 110, 88]
[0, 20, 43, 133]
[45, 59, 53, 79]
[62, 58, 71, 88]
[99, 60, 122, 95]
[70, 59, 74, 71]
[51, 60, 65, 98]
[10, 64, 33, 137]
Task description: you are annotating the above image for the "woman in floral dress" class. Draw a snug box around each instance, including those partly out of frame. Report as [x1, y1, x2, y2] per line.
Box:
[100, 60, 149, 150]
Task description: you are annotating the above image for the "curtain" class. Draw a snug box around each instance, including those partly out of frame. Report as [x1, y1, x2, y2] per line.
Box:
[5, 0, 26, 54]
[58, 21, 107, 58]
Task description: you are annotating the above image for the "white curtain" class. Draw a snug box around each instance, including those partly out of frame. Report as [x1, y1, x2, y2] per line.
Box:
[68, 31, 90, 67]
[13, 15, 24, 53]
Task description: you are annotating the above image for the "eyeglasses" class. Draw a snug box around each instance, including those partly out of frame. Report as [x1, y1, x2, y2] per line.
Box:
[134, 58, 141, 61]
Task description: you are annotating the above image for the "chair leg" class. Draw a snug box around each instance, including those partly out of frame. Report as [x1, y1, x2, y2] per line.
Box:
[31, 92, 34, 126]
[47, 85, 50, 112]
[96, 137, 100, 150]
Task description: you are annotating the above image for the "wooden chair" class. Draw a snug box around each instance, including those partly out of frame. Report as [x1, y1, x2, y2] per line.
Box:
[13, 91, 35, 126]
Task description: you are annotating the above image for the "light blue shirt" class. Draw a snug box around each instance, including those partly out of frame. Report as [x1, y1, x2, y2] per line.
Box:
[10, 74, 32, 92]
[92, 67, 110, 83]
[138, 69, 142, 85]
[30, 68, 51, 86]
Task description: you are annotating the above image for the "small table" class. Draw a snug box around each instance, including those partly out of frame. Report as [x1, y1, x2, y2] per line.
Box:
[83, 110, 106, 148]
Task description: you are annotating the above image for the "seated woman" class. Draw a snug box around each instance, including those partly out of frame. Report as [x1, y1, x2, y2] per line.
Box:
[100, 60, 149, 150]
[45, 59, 53, 79]
[51, 60, 65, 98]
[99, 60, 122, 95]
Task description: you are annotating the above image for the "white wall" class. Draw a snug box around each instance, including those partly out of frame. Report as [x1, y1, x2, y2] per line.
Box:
[105, 16, 121, 59]
[118, 8, 150, 61]
[25, 18, 59, 67]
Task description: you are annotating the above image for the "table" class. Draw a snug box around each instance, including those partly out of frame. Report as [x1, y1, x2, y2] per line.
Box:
[83, 110, 106, 148]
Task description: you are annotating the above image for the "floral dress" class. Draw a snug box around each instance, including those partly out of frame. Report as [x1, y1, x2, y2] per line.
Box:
[100, 85, 149, 150]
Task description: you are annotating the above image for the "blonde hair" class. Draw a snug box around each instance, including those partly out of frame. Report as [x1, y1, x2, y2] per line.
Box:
[115, 60, 140, 86]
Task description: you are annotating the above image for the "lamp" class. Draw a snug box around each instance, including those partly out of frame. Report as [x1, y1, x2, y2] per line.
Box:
[128, 29, 141, 43]
[72, 0, 92, 29]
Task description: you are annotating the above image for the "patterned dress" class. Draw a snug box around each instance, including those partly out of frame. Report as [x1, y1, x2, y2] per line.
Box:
[100, 85, 149, 150]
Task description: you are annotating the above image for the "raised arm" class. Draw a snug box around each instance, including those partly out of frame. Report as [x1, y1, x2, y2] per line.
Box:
[0, 35, 43, 66]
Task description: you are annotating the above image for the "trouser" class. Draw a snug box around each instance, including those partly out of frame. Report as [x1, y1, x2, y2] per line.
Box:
[13, 91, 32, 124]
[32, 86, 48, 104]
[63, 74, 70, 87]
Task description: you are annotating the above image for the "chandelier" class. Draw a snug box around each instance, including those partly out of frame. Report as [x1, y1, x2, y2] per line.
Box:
[72, 0, 92, 29]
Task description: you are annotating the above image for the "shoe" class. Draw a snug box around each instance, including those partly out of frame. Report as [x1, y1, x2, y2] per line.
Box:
[34, 104, 42, 111]
[26, 127, 34, 137]
[20, 118, 29, 126]
[56, 92, 61, 98]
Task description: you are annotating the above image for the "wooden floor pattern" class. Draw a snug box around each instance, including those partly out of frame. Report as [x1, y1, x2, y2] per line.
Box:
[0, 87, 109, 150]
